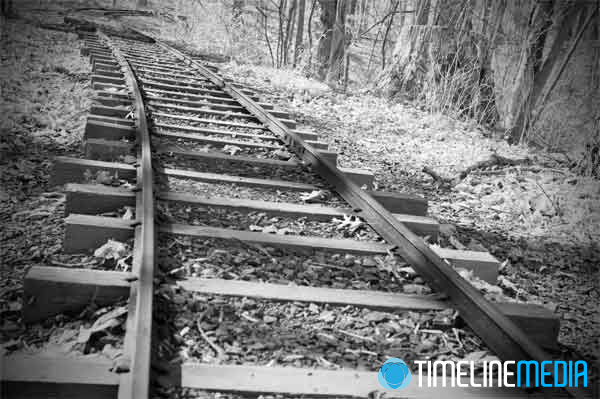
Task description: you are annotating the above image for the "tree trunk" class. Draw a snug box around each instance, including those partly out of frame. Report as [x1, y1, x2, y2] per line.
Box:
[294, 0, 306, 66]
[377, 0, 597, 151]
[376, 0, 445, 97]
[316, 0, 336, 79]
[1, 0, 14, 17]
[277, 0, 286, 67]
[233, 0, 244, 20]
[381, 0, 400, 70]
[306, 0, 317, 70]
[283, 0, 297, 65]
[326, 0, 346, 82]
[509, 4, 592, 143]
[256, 0, 275, 66]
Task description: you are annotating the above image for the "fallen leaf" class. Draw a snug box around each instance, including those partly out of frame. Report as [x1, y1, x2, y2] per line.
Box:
[319, 310, 336, 322]
[95, 170, 115, 185]
[248, 225, 263, 232]
[403, 284, 431, 295]
[300, 190, 327, 203]
[122, 207, 134, 220]
[364, 311, 389, 322]
[222, 144, 242, 156]
[111, 355, 131, 373]
[121, 155, 137, 164]
[398, 266, 417, 277]
[78, 306, 128, 345]
[333, 214, 363, 233]
[94, 240, 129, 261]
[262, 225, 278, 234]
[273, 149, 293, 160]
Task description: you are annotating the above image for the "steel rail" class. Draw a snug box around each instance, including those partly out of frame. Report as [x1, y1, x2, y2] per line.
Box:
[98, 32, 155, 399]
[138, 34, 588, 398]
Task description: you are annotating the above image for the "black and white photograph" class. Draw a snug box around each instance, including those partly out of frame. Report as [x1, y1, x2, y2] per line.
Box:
[0, 0, 598, 398]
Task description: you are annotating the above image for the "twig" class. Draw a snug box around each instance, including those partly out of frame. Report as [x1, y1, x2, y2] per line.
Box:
[196, 320, 225, 363]
[232, 237, 275, 261]
[345, 348, 379, 357]
[307, 262, 358, 278]
[452, 328, 463, 350]
[422, 166, 453, 185]
[336, 329, 375, 342]
[532, 179, 558, 214]
[241, 312, 259, 323]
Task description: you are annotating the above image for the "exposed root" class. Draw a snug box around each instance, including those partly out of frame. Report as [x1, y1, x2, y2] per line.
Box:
[423, 153, 530, 186]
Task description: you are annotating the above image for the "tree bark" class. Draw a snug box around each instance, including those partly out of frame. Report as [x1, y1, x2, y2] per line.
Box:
[283, 0, 297, 65]
[509, 4, 592, 143]
[277, 0, 286, 67]
[376, 0, 444, 97]
[306, 0, 317, 70]
[316, 0, 337, 79]
[326, 0, 346, 82]
[232, 0, 244, 20]
[256, 1, 275, 66]
[294, 0, 306, 66]
[381, 0, 400, 70]
[1, 0, 14, 17]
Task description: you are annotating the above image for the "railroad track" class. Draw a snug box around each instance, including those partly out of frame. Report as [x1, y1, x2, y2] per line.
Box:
[1, 17, 590, 399]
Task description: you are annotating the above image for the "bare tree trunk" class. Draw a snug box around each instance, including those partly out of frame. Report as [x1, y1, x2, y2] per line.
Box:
[232, 0, 244, 20]
[524, 6, 597, 136]
[256, 1, 275, 66]
[283, 0, 297, 65]
[277, 0, 286, 67]
[316, 0, 336, 79]
[509, 4, 592, 143]
[343, 51, 350, 91]
[294, 0, 306, 66]
[381, 0, 400, 70]
[306, 0, 317, 70]
[366, 30, 381, 78]
[1, 0, 14, 17]
[326, 0, 346, 82]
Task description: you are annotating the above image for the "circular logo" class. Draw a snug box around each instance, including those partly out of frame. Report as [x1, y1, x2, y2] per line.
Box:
[378, 358, 411, 390]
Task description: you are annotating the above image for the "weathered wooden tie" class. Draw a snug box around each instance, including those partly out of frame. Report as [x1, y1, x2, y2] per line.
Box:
[22, 266, 558, 349]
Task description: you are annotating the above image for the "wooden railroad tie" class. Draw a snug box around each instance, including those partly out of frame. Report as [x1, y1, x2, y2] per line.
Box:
[2, 353, 570, 398]
[23, 266, 558, 350]
[52, 157, 433, 235]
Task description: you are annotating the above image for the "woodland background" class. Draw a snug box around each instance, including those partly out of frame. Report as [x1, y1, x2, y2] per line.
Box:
[105, 0, 599, 172]
[2, 0, 598, 168]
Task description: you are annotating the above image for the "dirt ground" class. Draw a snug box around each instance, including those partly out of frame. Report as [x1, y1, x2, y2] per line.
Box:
[0, 18, 94, 354]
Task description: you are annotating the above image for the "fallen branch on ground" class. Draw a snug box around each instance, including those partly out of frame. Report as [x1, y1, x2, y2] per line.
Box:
[423, 153, 529, 186]
[196, 320, 226, 363]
